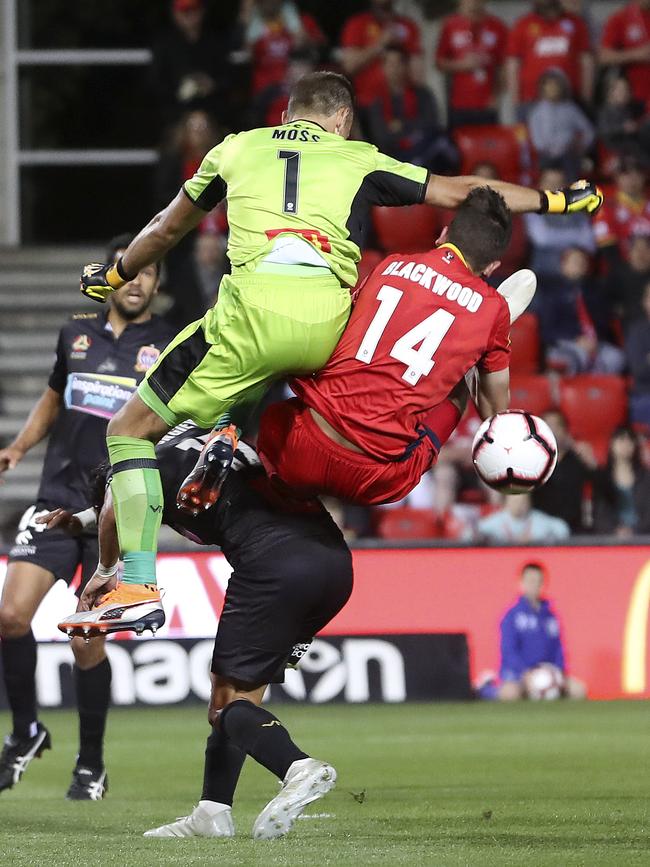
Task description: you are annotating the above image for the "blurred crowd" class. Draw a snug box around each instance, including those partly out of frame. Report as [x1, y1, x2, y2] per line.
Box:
[147, 0, 650, 542]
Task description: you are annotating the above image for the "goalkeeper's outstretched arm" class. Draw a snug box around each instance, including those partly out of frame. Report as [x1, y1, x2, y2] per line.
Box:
[80, 191, 206, 302]
[425, 174, 603, 216]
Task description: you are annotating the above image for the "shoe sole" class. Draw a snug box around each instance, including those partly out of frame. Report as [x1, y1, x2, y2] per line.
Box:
[253, 763, 337, 840]
[176, 431, 237, 514]
[59, 606, 165, 639]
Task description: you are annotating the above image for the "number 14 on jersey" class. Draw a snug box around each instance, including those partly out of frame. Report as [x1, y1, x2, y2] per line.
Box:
[355, 284, 456, 386]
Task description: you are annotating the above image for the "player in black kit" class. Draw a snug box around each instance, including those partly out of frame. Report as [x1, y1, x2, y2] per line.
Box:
[46, 424, 352, 838]
[0, 235, 175, 799]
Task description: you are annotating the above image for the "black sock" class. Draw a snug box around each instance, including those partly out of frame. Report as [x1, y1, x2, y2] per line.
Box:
[220, 700, 308, 780]
[75, 658, 111, 770]
[1, 631, 38, 739]
[201, 725, 246, 806]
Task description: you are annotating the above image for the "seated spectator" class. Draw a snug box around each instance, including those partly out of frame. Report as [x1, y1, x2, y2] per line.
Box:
[506, 0, 593, 120]
[253, 47, 316, 128]
[606, 231, 650, 327]
[539, 247, 625, 375]
[497, 562, 586, 700]
[340, 0, 422, 109]
[524, 164, 595, 276]
[435, 0, 508, 128]
[600, 0, 650, 114]
[527, 69, 594, 178]
[625, 281, 650, 426]
[532, 409, 595, 531]
[366, 46, 458, 173]
[243, 0, 326, 97]
[594, 154, 650, 266]
[474, 493, 570, 543]
[597, 76, 647, 156]
[151, 0, 230, 128]
[592, 426, 650, 536]
[155, 109, 221, 209]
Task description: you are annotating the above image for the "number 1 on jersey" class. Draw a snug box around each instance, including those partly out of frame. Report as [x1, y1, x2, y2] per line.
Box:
[278, 150, 300, 214]
[355, 284, 456, 386]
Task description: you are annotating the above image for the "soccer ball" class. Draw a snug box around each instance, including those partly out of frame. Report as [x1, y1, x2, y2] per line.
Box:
[472, 410, 557, 494]
[526, 663, 565, 701]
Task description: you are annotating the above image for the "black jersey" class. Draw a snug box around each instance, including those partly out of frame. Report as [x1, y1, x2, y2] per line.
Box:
[156, 422, 341, 563]
[38, 310, 175, 511]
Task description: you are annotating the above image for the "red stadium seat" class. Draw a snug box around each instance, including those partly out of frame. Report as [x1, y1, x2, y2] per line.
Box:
[375, 508, 441, 540]
[559, 375, 628, 442]
[509, 375, 554, 417]
[453, 125, 523, 183]
[509, 312, 540, 374]
[372, 204, 440, 253]
[355, 249, 384, 288]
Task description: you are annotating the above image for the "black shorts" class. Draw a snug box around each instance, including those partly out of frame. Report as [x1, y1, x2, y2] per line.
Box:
[8, 503, 98, 595]
[210, 481, 353, 686]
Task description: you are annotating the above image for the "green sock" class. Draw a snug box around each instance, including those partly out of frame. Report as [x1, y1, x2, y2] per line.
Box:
[106, 436, 163, 586]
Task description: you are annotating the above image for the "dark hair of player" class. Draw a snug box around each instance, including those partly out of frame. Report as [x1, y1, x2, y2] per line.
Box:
[287, 71, 355, 119]
[90, 461, 111, 512]
[447, 187, 512, 274]
[106, 233, 162, 277]
[520, 561, 546, 579]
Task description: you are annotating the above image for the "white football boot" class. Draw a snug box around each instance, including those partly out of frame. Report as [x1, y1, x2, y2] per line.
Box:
[497, 268, 537, 324]
[253, 758, 337, 840]
[144, 801, 235, 838]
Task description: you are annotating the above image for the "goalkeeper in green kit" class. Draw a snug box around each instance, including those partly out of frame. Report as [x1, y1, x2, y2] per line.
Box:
[62, 71, 603, 636]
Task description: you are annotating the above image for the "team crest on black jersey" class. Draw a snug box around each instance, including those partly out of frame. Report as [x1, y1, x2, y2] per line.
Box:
[135, 344, 161, 372]
[71, 334, 92, 358]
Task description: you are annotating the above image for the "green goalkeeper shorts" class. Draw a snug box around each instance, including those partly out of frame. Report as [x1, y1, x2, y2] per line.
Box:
[138, 268, 351, 429]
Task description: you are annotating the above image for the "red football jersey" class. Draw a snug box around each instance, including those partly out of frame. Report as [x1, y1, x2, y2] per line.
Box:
[340, 12, 422, 106]
[250, 13, 325, 94]
[436, 13, 508, 110]
[601, 2, 650, 107]
[293, 245, 510, 461]
[506, 12, 591, 102]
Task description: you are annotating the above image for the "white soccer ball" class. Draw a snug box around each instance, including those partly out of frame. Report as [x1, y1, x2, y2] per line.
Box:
[526, 663, 565, 701]
[472, 410, 557, 494]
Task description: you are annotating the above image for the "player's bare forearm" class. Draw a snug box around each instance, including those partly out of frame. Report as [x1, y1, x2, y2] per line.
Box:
[476, 368, 510, 419]
[119, 190, 205, 279]
[3, 387, 62, 467]
[425, 175, 543, 214]
[98, 488, 119, 571]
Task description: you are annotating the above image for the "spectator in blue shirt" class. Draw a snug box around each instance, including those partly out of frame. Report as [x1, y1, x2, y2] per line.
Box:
[498, 563, 586, 700]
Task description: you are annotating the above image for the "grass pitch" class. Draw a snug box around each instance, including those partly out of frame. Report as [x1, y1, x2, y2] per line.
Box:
[0, 701, 648, 866]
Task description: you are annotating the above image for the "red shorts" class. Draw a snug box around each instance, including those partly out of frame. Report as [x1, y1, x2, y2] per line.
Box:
[258, 398, 457, 506]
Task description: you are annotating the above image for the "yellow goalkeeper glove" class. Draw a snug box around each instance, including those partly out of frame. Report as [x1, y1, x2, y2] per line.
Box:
[80, 260, 129, 303]
[540, 180, 604, 216]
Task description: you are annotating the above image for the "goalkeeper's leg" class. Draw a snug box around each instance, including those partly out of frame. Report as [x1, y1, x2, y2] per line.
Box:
[105, 394, 170, 587]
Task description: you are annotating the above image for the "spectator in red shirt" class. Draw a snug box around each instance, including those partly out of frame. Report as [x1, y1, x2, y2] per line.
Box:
[436, 0, 508, 127]
[243, 0, 326, 95]
[340, 0, 422, 108]
[506, 0, 593, 119]
[600, 1, 650, 111]
[366, 45, 458, 173]
[594, 154, 650, 264]
[253, 47, 317, 127]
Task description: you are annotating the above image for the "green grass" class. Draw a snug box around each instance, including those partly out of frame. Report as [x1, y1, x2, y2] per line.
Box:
[1, 702, 649, 866]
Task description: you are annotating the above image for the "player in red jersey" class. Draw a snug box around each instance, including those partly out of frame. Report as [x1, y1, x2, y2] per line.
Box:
[258, 187, 521, 506]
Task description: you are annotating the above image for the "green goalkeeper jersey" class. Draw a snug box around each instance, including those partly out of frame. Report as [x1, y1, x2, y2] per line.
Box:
[183, 120, 429, 288]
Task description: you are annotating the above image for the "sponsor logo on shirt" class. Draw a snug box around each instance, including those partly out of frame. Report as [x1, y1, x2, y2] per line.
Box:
[64, 372, 137, 420]
[534, 35, 570, 56]
[135, 344, 161, 372]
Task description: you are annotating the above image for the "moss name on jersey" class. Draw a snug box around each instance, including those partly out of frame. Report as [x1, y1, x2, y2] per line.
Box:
[183, 120, 429, 288]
